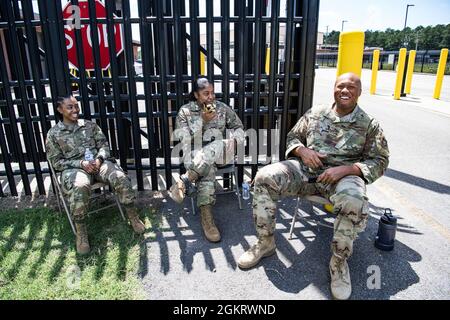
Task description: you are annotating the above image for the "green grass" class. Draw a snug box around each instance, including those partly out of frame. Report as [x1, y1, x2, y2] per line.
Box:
[0, 203, 159, 299]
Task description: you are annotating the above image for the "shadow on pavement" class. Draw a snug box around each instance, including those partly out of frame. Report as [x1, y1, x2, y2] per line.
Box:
[260, 201, 422, 299]
[385, 168, 450, 195]
[143, 193, 422, 299]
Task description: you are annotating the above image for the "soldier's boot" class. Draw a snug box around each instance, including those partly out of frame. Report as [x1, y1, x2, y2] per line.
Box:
[169, 170, 198, 204]
[126, 207, 146, 234]
[199, 205, 221, 242]
[75, 222, 90, 255]
[329, 254, 352, 300]
[237, 235, 276, 269]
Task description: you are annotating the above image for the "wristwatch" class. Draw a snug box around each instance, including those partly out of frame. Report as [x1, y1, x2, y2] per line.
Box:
[96, 155, 105, 164]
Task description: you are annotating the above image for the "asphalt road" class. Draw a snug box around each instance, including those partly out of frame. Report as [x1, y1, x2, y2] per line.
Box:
[140, 67, 450, 300]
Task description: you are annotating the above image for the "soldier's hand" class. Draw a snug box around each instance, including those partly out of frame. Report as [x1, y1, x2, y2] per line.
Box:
[201, 110, 217, 123]
[94, 158, 103, 171]
[296, 146, 326, 169]
[81, 160, 98, 174]
[317, 166, 348, 184]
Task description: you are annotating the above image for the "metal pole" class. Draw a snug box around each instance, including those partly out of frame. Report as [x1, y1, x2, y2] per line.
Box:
[404, 4, 414, 30]
[401, 4, 414, 96]
[400, 52, 409, 97]
[341, 20, 347, 32]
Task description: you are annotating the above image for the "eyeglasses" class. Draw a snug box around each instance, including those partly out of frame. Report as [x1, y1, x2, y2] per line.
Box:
[64, 104, 80, 111]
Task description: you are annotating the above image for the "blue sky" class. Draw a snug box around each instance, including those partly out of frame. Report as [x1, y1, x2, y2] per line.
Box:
[319, 0, 450, 33]
[54, 0, 449, 39]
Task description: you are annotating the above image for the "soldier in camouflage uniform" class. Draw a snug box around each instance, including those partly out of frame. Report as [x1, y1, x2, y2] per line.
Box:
[238, 73, 389, 300]
[46, 95, 146, 255]
[169, 77, 244, 242]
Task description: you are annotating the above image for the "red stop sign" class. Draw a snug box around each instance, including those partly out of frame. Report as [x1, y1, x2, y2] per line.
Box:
[63, 0, 123, 70]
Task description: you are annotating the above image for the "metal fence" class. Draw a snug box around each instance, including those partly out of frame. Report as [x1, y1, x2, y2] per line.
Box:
[0, 0, 320, 197]
[317, 49, 450, 74]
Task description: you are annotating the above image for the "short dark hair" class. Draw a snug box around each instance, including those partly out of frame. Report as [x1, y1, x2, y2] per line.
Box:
[189, 77, 213, 101]
[56, 95, 73, 109]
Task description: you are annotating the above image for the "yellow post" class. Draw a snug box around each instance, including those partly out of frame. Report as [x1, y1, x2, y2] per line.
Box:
[265, 47, 270, 74]
[405, 50, 416, 94]
[433, 48, 449, 99]
[336, 31, 365, 78]
[394, 48, 407, 100]
[200, 52, 206, 75]
[370, 49, 380, 95]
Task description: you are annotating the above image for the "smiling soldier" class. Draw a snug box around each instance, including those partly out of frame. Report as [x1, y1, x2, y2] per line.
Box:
[46, 95, 146, 255]
[238, 73, 390, 300]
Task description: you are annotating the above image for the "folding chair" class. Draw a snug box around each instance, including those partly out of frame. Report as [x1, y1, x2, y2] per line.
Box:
[190, 162, 242, 215]
[288, 195, 334, 240]
[49, 163, 126, 235]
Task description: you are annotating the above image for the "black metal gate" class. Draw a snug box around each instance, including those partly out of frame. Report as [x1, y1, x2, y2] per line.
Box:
[0, 0, 319, 197]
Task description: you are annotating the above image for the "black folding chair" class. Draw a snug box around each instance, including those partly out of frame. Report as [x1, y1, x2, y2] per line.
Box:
[49, 163, 126, 235]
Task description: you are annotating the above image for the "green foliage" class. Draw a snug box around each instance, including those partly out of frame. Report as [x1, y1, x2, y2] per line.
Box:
[0, 206, 158, 299]
[324, 24, 450, 50]
[324, 30, 340, 44]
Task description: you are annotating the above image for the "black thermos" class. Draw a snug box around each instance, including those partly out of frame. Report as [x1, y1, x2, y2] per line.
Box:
[374, 208, 397, 251]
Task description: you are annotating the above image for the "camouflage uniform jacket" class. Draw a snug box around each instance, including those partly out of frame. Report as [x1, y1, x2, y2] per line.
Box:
[174, 100, 245, 145]
[46, 120, 110, 172]
[286, 104, 389, 184]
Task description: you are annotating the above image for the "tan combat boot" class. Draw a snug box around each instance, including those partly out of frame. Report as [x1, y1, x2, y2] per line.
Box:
[237, 235, 276, 269]
[126, 207, 146, 234]
[169, 171, 198, 204]
[199, 205, 221, 242]
[329, 254, 352, 300]
[75, 222, 90, 255]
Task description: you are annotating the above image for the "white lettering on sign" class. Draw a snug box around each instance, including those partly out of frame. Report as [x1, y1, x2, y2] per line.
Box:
[65, 32, 73, 50]
[64, 24, 118, 50]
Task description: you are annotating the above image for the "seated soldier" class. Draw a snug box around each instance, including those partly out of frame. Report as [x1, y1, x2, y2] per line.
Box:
[46, 95, 146, 255]
[169, 77, 244, 242]
[238, 73, 390, 300]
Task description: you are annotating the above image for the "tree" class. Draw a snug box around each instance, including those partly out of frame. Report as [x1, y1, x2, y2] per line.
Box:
[324, 30, 340, 45]
[438, 24, 450, 48]
[358, 24, 450, 51]
[325, 24, 450, 51]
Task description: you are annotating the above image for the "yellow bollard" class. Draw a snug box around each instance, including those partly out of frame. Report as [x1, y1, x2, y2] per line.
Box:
[370, 49, 380, 95]
[433, 48, 449, 99]
[265, 47, 270, 74]
[324, 204, 334, 213]
[405, 50, 416, 94]
[394, 48, 407, 100]
[200, 52, 206, 75]
[336, 31, 365, 78]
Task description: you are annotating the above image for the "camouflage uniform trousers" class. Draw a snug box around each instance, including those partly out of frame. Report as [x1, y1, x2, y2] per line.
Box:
[253, 158, 369, 260]
[185, 139, 235, 207]
[61, 160, 135, 222]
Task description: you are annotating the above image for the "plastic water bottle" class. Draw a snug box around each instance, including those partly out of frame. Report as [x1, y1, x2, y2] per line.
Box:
[84, 148, 94, 162]
[242, 181, 250, 200]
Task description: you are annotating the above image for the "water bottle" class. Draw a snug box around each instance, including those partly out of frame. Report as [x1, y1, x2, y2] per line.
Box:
[242, 181, 250, 200]
[84, 148, 94, 162]
[374, 208, 397, 251]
